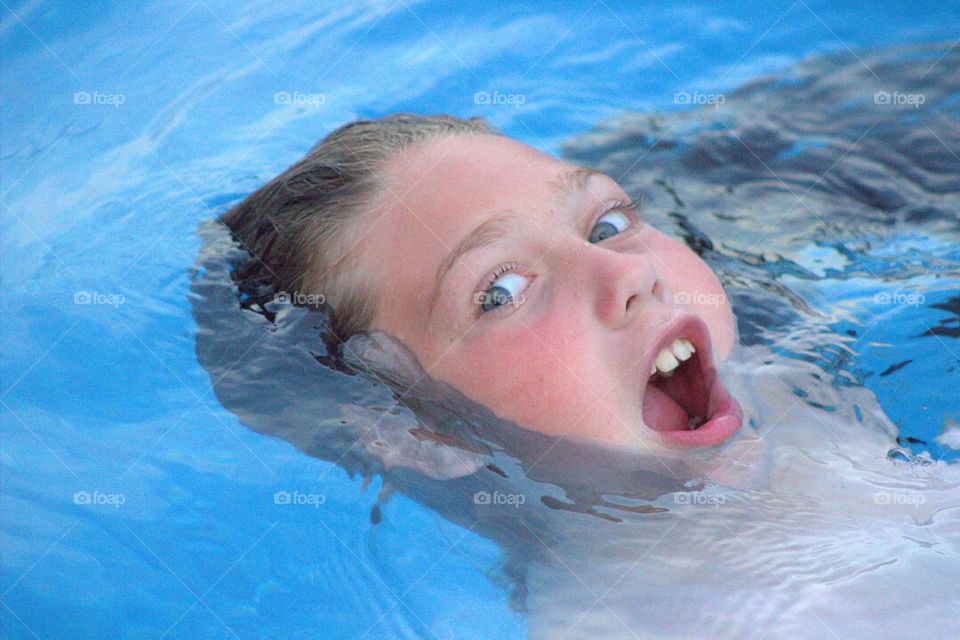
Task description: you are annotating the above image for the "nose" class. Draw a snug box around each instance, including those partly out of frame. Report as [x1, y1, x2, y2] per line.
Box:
[565, 242, 663, 330]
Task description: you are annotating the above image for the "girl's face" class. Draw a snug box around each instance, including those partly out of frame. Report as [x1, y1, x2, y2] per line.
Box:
[358, 134, 741, 451]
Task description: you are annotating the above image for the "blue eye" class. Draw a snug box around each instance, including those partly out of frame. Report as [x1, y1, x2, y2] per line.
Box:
[589, 210, 632, 243]
[477, 271, 526, 314]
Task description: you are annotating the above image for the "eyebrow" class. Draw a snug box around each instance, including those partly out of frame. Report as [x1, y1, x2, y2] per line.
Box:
[427, 167, 604, 318]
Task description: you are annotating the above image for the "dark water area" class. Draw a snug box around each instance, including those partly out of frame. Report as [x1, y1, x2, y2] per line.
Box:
[561, 41, 960, 461]
[191, 43, 960, 639]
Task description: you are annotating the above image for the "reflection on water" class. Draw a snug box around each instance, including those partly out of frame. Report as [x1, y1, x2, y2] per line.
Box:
[192, 43, 960, 639]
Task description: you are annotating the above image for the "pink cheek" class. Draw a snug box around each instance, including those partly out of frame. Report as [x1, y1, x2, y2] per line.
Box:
[689, 260, 736, 358]
[655, 236, 736, 358]
[467, 320, 579, 423]
[461, 361, 547, 428]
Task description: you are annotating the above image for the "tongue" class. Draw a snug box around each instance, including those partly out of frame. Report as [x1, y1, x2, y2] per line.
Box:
[642, 383, 689, 432]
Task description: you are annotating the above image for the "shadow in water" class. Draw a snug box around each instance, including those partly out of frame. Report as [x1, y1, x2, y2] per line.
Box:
[191, 42, 960, 638]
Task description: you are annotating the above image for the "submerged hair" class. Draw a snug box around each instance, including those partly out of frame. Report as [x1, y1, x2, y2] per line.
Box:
[220, 113, 501, 340]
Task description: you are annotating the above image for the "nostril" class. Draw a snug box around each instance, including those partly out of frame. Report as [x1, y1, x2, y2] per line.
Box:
[626, 277, 661, 315]
[651, 279, 663, 300]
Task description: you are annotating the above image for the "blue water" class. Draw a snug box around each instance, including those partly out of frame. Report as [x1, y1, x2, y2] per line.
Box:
[2, 1, 957, 638]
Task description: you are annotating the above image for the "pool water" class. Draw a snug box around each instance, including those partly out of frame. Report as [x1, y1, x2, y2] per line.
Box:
[2, 2, 959, 639]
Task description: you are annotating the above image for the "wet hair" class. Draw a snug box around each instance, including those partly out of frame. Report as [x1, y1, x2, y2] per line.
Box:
[220, 113, 502, 341]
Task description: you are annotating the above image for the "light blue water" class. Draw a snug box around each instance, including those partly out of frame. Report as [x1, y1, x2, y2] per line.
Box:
[2, 2, 958, 638]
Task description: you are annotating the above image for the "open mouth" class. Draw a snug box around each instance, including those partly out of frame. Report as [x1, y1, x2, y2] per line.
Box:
[640, 315, 742, 447]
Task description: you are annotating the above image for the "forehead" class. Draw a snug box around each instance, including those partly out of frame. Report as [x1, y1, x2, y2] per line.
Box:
[371, 133, 573, 263]
[382, 133, 567, 219]
[359, 134, 570, 334]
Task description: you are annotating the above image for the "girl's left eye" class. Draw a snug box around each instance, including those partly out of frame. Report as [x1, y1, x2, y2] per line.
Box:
[588, 208, 633, 243]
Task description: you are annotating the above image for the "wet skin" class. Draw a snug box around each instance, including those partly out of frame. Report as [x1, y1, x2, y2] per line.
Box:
[357, 134, 736, 452]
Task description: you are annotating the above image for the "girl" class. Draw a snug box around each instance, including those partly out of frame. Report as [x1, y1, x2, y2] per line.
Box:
[196, 43, 960, 639]
[220, 114, 743, 452]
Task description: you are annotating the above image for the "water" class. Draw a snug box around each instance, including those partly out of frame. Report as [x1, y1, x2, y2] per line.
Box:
[3, 2, 959, 639]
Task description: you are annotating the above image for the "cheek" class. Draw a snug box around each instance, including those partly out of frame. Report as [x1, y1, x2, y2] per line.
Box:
[438, 317, 599, 433]
[656, 236, 736, 358]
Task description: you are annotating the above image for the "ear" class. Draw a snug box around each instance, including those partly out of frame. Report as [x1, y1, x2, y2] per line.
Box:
[341, 404, 485, 481]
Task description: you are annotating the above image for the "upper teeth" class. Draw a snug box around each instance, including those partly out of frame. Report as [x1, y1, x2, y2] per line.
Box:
[650, 338, 696, 378]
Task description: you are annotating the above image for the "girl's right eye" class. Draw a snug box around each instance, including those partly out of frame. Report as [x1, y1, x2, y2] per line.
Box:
[477, 273, 526, 313]
[476, 269, 528, 316]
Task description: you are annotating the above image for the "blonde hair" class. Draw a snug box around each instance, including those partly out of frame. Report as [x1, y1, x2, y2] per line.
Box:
[221, 113, 501, 340]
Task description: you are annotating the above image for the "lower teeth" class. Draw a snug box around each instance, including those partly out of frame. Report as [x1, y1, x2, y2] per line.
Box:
[687, 415, 707, 430]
